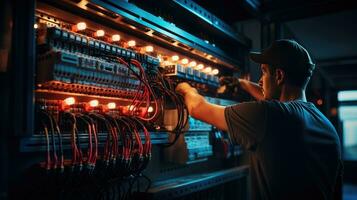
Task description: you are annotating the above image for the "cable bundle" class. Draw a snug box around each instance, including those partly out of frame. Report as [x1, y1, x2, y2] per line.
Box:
[33, 55, 193, 198]
[39, 109, 64, 173]
[96, 54, 188, 143]
[116, 58, 160, 121]
[146, 65, 189, 146]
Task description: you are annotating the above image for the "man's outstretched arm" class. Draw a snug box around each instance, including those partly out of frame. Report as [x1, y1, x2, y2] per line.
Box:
[176, 82, 228, 131]
[220, 77, 264, 100]
[239, 79, 264, 100]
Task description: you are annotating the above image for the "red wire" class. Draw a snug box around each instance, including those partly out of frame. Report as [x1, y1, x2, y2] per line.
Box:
[70, 121, 78, 167]
[43, 124, 51, 170]
[87, 121, 93, 165]
[142, 124, 151, 156]
[117, 124, 125, 160]
[112, 127, 119, 159]
[109, 125, 116, 161]
[127, 131, 133, 161]
[54, 124, 64, 170]
[130, 60, 159, 121]
[104, 131, 110, 162]
[77, 114, 93, 166]
[133, 127, 143, 157]
[75, 126, 83, 167]
[118, 57, 159, 121]
[91, 122, 98, 165]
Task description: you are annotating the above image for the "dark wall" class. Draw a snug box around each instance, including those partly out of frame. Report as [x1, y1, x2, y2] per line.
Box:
[0, 0, 13, 198]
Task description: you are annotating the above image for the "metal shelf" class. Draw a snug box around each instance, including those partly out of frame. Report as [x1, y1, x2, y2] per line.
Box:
[139, 165, 249, 199]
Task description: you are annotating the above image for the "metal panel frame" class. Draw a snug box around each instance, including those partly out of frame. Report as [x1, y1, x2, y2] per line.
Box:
[92, 0, 243, 67]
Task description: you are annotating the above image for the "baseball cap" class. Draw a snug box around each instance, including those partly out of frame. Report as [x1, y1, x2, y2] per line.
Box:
[250, 39, 315, 77]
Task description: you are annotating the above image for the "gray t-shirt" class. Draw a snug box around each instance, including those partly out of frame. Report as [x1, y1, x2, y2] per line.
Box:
[225, 100, 342, 200]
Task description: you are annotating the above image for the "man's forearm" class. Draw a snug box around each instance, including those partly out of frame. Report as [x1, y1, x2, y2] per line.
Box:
[239, 79, 264, 100]
[183, 87, 228, 131]
[176, 82, 228, 131]
[183, 88, 206, 117]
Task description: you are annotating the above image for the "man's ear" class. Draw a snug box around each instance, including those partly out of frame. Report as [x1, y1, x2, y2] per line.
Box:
[275, 68, 285, 86]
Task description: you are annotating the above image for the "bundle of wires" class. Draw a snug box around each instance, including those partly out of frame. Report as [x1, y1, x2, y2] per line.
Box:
[94, 53, 160, 121]
[117, 58, 160, 121]
[75, 113, 98, 173]
[103, 114, 124, 168]
[128, 117, 151, 174]
[114, 116, 136, 175]
[88, 113, 117, 169]
[62, 112, 83, 172]
[146, 65, 189, 146]
[120, 117, 144, 173]
[40, 110, 64, 172]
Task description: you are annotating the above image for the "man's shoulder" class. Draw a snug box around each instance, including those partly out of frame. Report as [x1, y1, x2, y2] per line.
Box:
[227, 100, 317, 115]
[239, 100, 283, 111]
[261, 100, 316, 110]
[246, 100, 320, 119]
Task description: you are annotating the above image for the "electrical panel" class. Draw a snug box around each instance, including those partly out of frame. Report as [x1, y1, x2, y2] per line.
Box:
[10, 0, 252, 199]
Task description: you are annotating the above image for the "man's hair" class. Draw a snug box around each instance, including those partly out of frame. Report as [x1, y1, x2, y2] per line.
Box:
[250, 39, 316, 89]
[268, 62, 315, 89]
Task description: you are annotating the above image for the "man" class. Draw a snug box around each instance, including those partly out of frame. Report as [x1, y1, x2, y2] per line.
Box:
[176, 39, 342, 200]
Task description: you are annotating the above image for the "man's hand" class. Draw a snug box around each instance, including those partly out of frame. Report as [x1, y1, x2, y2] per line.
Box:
[217, 76, 240, 95]
[176, 82, 228, 131]
[219, 76, 264, 100]
[219, 76, 240, 87]
[175, 82, 196, 96]
[175, 82, 202, 116]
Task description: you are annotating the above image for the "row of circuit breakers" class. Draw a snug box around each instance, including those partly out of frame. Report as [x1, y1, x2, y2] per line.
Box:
[37, 26, 220, 98]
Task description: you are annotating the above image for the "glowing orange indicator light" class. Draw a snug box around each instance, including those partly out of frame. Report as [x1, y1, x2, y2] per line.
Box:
[128, 105, 136, 111]
[76, 22, 87, 31]
[145, 46, 154, 52]
[128, 40, 136, 47]
[171, 55, 179, 61]
[181, 58, 189, 65]
[317, 99, 323, 106]
[95, 30, 105, 37]
[195, 64, 204, 70]
[189, 61, 197, 67]
[89, 100, 99, 107]
[107, 102, 116, 109]
[111, 34, 120, 42]
[64, 97, 75, 106]
[148, 106, 154, 113]
[211, 69, 219, 75]
[203, 67, 212, 73]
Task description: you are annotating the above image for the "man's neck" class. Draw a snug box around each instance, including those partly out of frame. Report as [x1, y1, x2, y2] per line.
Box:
[279, 85, 307, 102]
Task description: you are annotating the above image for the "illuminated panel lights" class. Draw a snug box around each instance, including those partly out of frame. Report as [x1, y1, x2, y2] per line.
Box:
[72, 22, 87, 32]
[107, 102, 116, 109]
[38, 24, 219, 89]
[145, 45, 154, 53]
[36, 25, 163, 98]
[36, 80, 140, 99]
[181, 58, 189, 65]
[171, 55, 179, 62]
[162, 64, 219, 87]
[127, 40, 136, 47]
[53, 97, 154, 117]
[42, 26, 160, 66]
[36, 10, 235, 71]
[94, 30, 105, 37]
[64, 97, 75, 105]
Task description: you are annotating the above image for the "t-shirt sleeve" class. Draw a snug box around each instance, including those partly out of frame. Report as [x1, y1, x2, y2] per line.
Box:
[224, 101, 267, 150]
